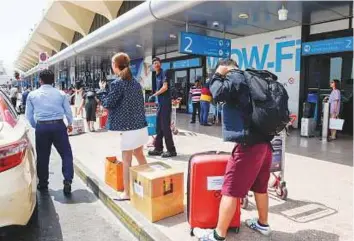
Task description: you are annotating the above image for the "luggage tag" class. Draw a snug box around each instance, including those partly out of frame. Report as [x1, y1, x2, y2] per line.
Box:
[134, 180, 144, 198]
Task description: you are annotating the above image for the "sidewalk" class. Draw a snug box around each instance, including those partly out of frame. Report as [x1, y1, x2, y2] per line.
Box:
[69, 118, 353, 241]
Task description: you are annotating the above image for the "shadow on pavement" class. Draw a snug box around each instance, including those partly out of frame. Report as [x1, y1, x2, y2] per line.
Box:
[176, 113, 353, 166]
[0, 193, 63, 241]
[49, 188, 98, 204]
[242, 194, 337, 224]
[269, 198, 337, 223]
[271, 229, 339, 241]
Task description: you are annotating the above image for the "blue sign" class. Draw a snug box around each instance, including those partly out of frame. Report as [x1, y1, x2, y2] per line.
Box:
[302, 37, 353, 56]
[172, 58, 201, 69]
[162, 62, 171, 70]
[179, 32, 231, 58]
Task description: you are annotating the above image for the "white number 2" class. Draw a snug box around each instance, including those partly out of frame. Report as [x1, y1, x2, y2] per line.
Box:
[346, 39, 352, 48]
[184, 37, 193, 53]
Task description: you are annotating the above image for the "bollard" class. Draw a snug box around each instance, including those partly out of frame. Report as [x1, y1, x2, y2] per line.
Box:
[322, 102, 330, 141]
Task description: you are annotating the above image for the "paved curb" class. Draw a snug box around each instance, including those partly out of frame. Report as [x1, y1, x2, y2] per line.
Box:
[73, 157, 172, 241]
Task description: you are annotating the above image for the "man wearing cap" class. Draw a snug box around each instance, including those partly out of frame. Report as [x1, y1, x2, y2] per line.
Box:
[148, 57, 177, 158]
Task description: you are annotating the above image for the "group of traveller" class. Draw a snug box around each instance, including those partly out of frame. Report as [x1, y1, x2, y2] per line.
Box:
[189, 79, 214, 126]
[25, 49, 343, 241]
[9, 84, 31, 113]
[24, 52, 278, 240]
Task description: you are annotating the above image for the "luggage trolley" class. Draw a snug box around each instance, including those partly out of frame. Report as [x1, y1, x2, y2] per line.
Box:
[145, 103, 158, 140]
[241, 130, 288, 209]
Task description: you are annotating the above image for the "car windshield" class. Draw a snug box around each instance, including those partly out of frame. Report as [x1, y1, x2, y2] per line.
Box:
[0, 90, 18, 127]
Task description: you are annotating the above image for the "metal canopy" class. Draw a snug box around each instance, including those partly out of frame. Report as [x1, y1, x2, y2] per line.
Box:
[25, 1, 353, 76]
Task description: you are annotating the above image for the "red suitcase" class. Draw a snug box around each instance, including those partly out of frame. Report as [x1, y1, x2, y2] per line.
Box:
[187, 152, 241, 236]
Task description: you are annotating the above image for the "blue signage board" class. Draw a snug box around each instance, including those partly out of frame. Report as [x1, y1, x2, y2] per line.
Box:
[162, 62, 171, 70]
[172, 58, 201, 69]
[302, 37, 353, 56]
[179, 32, 231, 58]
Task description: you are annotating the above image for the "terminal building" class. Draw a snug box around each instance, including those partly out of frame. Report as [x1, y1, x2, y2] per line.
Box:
[14, 0, 353, 134]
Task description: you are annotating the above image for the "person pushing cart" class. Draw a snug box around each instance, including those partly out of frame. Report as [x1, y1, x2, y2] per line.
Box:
[147, 57, 177, 158]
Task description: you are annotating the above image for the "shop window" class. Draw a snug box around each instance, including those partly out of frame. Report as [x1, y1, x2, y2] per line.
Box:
[117, 1, 143, 17]
[72, 32, 83, 44]
[60, 43, 68, 51]
[330, 57, 343, 81]
[89, 14, 109, 34]
[310, 19, 350, 35]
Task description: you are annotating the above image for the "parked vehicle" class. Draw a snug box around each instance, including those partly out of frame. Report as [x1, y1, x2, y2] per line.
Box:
[0, 89, 37, 227]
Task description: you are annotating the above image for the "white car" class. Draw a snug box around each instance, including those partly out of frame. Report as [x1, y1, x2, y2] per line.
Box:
[0, 89, 37, 227]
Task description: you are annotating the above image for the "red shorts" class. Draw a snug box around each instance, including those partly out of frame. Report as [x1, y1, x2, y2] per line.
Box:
[221, 143, 272, 198]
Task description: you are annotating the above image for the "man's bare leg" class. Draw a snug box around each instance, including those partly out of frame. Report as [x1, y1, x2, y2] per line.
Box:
[215, 195, 238, 237]
[254, 192, 268, 225]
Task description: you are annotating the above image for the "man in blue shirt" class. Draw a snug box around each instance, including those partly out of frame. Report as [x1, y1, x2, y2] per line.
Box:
[148, 57, 177, 158]
[26, 69, 74, 196]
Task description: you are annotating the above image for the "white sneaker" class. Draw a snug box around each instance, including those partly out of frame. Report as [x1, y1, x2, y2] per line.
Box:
[245, 218, 272, 236]
[193, 228, 226, 241]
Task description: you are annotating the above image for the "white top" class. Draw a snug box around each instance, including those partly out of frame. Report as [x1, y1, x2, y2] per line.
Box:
[74, 89, 84, 107]
[10, 87, 18, 98]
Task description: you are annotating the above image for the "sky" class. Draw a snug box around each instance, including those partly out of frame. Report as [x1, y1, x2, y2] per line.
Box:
[0, 0, 48, 74]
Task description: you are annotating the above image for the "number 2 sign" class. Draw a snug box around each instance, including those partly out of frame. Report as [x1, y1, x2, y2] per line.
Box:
[179, 32, 231, 58]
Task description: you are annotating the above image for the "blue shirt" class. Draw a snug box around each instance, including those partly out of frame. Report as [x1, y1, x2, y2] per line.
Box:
[155, 69, 171, 106]
[97, 78, 147, 131]
[25, 85, 73, 128]
[22, 90, 30, 106]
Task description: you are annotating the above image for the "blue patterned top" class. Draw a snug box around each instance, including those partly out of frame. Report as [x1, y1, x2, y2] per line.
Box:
[97, 78, 147, 131]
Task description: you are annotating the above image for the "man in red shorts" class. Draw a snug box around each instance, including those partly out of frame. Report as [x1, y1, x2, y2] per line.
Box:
[194, 59, 274, 240]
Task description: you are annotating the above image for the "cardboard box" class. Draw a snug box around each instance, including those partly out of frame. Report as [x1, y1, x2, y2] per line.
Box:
[130, 162, 184, 222]
[105, 157, 124, 191]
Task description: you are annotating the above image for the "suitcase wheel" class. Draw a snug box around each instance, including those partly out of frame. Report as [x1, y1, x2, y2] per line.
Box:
[190, 228, 194, 236]
[230, 227, 240, 233]
[241, 197, 249, 209]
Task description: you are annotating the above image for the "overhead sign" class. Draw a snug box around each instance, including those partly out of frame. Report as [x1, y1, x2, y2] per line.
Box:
[302, 37, 353, 56]
[179, 32, 231, 58]
[39, 52, 48, 62]
[38, 52, 49, 70]
[172, 58, 201, 69]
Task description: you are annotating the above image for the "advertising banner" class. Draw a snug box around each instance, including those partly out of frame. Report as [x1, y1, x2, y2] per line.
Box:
[130, 57, 152, 90]
[207, 26, 302, 127]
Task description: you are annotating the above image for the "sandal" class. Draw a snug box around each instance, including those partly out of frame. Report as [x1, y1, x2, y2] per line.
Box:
[113, 193, 130, 201]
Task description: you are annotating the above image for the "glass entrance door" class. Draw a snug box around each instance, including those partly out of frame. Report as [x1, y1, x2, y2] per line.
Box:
[306, 52, 353, 134]
[173, 70, 188, 111]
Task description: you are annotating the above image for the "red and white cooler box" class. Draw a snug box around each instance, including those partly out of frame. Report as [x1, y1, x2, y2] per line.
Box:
[69, 118, 85, 136]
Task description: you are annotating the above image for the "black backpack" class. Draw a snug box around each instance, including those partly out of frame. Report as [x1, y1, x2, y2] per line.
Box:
[243, 68, 290, 135]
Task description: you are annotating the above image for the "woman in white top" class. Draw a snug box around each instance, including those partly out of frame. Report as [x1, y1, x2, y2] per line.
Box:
[72, 83, 84, 118]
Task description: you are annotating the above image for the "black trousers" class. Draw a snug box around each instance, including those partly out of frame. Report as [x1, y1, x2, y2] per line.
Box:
[36, 122, 74, 186]
[11, 97, 17, 109]
[191, 102, 201, 122]
[154, 104, 176, 153]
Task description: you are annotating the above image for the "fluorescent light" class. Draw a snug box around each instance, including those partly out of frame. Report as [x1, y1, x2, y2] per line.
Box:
[169, 34, 177, 39]
[238, 13, 249, 19]
[136, 44, 142, 48]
